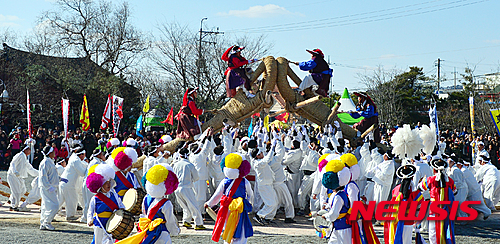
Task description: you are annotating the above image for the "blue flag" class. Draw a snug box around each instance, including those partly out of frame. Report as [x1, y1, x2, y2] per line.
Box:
[248, 118, 253, 138]
[136, 114, 143, 138]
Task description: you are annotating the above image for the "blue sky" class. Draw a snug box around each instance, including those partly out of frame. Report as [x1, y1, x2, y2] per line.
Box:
[2, 0, 500, 92]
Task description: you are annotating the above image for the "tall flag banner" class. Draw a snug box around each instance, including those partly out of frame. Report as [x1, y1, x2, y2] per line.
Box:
[469, 97, 476, 159]
[136, 114, 144, 138]
[429, 104, 439, 136]
[143, 95, 150, 113]
[112, 95, 124, 137]
[100, 94, 112, 130]
[275, 112, 289, 123]
[62, 98, 70, 139]
[490, 108, 500, 136]
[264, 115, 270, 130]
[248, 118, 254, 137]
[80, 94, 90, 131]
[27, 90, 32, 138]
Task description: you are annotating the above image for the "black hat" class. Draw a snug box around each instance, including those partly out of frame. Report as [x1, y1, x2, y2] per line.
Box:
[248, 139, 258, 149]
[396, 164, 417, 179]
[430, 158, 448, 170]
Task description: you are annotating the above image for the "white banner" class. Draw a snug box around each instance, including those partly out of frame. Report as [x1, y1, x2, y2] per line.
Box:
[27, 90, 31, 138]
[62, 98, 70, 139]
[112, 95, 124, 137]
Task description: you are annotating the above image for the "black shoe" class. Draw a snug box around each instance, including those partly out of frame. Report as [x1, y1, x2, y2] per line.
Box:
[77, 206, 83, 211]
[10, 207, 19, 211]
[253, 215, 266, 226]
[284, 218, 296, 223]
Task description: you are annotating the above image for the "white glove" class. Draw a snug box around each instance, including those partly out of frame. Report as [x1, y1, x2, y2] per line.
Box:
[334, 121, 340, 128]
[48, 186, 56, 193]
[248, 59, 259, 64]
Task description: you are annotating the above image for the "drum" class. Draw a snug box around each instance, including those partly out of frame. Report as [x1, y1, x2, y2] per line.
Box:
[313, 210, 332, 239]
[106, 209, 135, 240]
[123, 188, 146, 216]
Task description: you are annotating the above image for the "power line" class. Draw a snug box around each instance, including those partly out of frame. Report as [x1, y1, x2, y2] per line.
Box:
[229, 0, 490, 33]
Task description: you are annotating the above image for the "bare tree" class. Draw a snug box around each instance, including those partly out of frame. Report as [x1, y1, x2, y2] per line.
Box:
[149, 21, 274, 111]
[358, 66, 405, 126]
[39, 0, 146, 75]
[0, 27, 19, 47]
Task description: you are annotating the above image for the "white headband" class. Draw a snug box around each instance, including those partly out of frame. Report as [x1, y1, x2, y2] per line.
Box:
[43, 147, 54, 156]
[76, 150, 86, 156]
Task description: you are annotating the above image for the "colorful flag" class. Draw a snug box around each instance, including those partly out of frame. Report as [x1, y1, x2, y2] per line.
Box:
[469, 97, 476, 160]
[27, 90, 32, 138]
[143, 95, 150, 113]
[100, 94, 112, 130]
[62, 98, 70, 139]
[248, 118, 254, 137]
[112, 95, 124, 137]
[136, 114, 143, 138]
[161, 107, 174, 125]
[275, 112, 289, 123]
[264, 115, 269, 130]
[80, 94, 90, 131]
[490, 108, 500, 136]
[429, 104, 439, 136]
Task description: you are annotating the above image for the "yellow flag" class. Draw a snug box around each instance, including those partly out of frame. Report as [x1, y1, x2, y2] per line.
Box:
[80, 94, 90, 131]
[143, 95, 150, 113]
[490, 108, 500, 135]
[264, 115, 269, 130]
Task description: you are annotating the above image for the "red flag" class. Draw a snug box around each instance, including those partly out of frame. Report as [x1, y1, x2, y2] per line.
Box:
[275, 112, 289, 123]
[161, 107, 174, 125]
[27, 90, 32, 138]
[100, 94, 112, 130]
[252, 112, 260, 118]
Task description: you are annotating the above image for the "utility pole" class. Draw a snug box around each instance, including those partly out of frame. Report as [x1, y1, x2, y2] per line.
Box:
[452, 67, 457, 89]
[197, 17, 223, 89]
[435, 58, 443, 93]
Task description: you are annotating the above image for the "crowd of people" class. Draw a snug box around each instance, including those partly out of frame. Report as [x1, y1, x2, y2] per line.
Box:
[2, 116, 500, 244]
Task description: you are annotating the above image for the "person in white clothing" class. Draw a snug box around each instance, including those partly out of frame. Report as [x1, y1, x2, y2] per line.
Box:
[297, 135, 320, 216]
[59, 147, 87, 221]
[282, 140, 303, 208]
[363, 147, 384, 202]
[371, 150, 395, 204]
[447, 155, 468, 217]
[81, 149, 106, 223]
[39, 146, 60, 231]
[457, 159, 491, 219]
[475, 155, 500, 210]
[188, 128, 214, 214]
[250, 140, 278, 225]
[142, 143, 165, 176]
[172, 147, 205, 230]
[7, 144, 37, 211]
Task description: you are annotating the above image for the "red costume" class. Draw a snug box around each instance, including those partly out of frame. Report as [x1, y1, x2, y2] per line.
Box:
[222, 45, 254, 98]
[176, 88, 203, 140]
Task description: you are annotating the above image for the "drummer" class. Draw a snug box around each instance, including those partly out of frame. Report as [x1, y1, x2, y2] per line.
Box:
[113, 148, 141, 201]
[86, 164, 125, 244]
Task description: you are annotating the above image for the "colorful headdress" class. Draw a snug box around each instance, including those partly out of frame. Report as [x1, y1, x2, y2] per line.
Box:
[123, 138, 138, 147]
[220, 153, 251, 179]
[106, 138, 120, 149]
[159, 135, 172, 144]
[322, 158, 350, 190]
[144, 164, 179, 198]
[111, 147, 138, 171]
[86, 164, 115, 193]
[340, 153, 360, 181]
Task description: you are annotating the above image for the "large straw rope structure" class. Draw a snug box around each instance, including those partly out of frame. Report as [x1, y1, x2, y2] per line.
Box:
[135, 56, 374, 169]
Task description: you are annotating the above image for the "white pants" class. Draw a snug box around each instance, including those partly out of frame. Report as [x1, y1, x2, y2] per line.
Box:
[328, 228, 352, 244]
[273, 182, 295, 218]
[59, 182, 78, 217]
[40, 187, 59, 225]
[298, 74, 318, 91]
[373, 184, 391, 203]
[224, 225, 247, 244]
[21, 177, 40, 207]
[175, 186, 203, 225]
[455, 187, 468, 217]
[93, 226, 114, 244]
[467, 190, 491, 217]
[153, 231, 172, 244]
[285, 172, 301, 208]
[256, 184, 278, 219]
[251, 181, 262, 214]
[193, 180, 207, 214]
[363, 181, 375, 202]
[402, 225, 413, 244]
[81, 179, 95, 222]
[482, 180, 500, 210]
[298, 173, 314, 210]
[6, 173, 25, 208]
